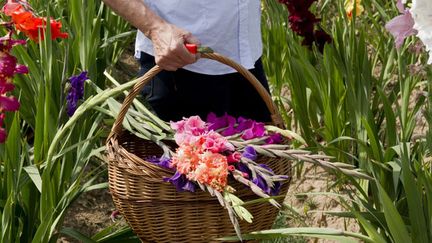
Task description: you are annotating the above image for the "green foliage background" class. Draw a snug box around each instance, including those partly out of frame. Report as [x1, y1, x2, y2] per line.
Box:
[0, 0, 431, 242]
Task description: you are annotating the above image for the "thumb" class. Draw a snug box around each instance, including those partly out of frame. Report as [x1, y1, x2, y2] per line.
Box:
[184, 33, 200, 45]
[183, 33, 201, 60]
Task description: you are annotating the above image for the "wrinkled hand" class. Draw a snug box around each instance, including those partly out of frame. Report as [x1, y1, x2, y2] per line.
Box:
[150, 23, 200, 71]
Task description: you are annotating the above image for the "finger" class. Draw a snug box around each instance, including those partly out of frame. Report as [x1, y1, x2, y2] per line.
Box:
[157, 57, 183, 70]
[173, 42, 197, 64]
[184, 34, 200, 45]
[157, 61, 178, 71]
[184, 35, 201, 62]
[163, 65, 178, 71]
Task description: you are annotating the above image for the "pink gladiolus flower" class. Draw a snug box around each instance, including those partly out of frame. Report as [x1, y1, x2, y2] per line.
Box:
[385, 0, 417, 49]
[0, 95, 19, 111]
[171, 116, 207, 144]
[0, 113, 4, 126]
[0, 54, 18, 78]
[202, 131, 228, 153]
[228, 165, 235, 172]
[170, 119, 186, 132]
[227, 152, 242, 163]
[0, 35, 26, 53]
[0, 127, 6, 143]
[0, 82, 14, 93]
[0, 33, 27, 143]
[183, 115, 207, 135]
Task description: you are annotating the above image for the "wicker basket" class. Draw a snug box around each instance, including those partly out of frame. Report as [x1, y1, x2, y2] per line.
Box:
[106, 52, 292, 242]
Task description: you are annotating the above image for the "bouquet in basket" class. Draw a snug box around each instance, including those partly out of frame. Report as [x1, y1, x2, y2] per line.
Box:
[146, 113, 289, 236]
[142, 112, 370, 238]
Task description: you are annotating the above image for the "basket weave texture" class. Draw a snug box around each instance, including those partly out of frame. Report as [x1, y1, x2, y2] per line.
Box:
[106, 52, 292, 242]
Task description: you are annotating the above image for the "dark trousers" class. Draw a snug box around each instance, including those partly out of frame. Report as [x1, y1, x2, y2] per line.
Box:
[138, 52, 271, 122]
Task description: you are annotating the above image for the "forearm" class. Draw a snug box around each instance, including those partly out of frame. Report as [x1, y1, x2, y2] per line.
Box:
[101, 0, 165, 37]
[102, 0, 199, 70]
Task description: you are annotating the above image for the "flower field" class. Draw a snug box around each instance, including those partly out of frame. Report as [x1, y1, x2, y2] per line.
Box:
[0, 0, 431, 242]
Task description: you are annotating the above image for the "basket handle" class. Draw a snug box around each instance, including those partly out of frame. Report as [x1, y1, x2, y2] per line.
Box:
[109, 49, 284, 138]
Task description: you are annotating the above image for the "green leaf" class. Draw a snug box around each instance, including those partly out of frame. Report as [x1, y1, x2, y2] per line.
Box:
[23, 166, 42, 193]
[224, 192, 253, 223]
[399, 144, 429, 243]
[60, 228, 95, 243]
[94, 225, 139, 243]
[376, 183, 412, 243]
[218, 227, 374, 242]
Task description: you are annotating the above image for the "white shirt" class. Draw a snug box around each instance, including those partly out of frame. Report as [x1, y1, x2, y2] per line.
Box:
[135, 0, 263, 75]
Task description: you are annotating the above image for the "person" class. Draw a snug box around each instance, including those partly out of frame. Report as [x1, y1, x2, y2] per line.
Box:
[102, 0, 271, 122]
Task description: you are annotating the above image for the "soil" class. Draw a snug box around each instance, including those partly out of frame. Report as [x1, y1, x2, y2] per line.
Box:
[58, 184, 122, 243]
[283, 164, 360, 243]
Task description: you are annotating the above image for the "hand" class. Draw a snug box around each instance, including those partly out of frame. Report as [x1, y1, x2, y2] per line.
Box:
[149, 22, 200, 71]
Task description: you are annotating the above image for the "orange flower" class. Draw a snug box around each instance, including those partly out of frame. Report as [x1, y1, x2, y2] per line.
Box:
[171, 136, 229, 191]
[2, 1, 68, 41]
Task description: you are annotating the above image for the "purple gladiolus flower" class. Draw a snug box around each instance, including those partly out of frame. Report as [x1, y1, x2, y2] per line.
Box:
[252, 173, 283, 196]
[146, 155, 172, 169]
[207, 112, 237, 136]
[236, 162, 252, 178]
[163, 171, 196, 192]
[236, 117, 252, 132]
[242, 146, 257, 160]
[252, 175, 269, 193]
[266, 133, 283, 144]
[221, 126, 237, 136]
[236, 117, 266, 140]
[66, 71, 88, 117]
[259, 163, 273, 172]
[385, 0, 417, 49]
[271, 181, 282, 196]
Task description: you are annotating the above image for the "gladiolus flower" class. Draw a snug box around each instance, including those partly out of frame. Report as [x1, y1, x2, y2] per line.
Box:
[385, 0, 417, 49]
[0, 113, 6, 142]
[0, 32, 27, 143]
[171, 115, 207, 144]
[66, 71, 88, 117]
[227, 152, 242, 163]
[207, 112, 236, 131]
[170, 127, 232, 191]
[278, 0, 331, 51]
[0, 95, 19, 111]
[0, 127, 6, 143]
[265, 133, 283, 144]
[163, 171, 196, 192]
[2, 0, 68, 42]
[344, 0, 364, 20]
[147, 156, 172, 169]
[242, 146, 257, 161]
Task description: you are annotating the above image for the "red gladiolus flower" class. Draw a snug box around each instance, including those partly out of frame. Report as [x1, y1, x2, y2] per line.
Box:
[278, 0, 331, 52]
[2, 0, 68, 42]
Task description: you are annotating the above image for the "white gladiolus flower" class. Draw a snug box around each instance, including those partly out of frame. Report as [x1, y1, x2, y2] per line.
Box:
[411, 0, 432, 63]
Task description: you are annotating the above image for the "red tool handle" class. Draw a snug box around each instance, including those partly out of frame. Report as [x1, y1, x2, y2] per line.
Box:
[185, 43, 198, 54]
